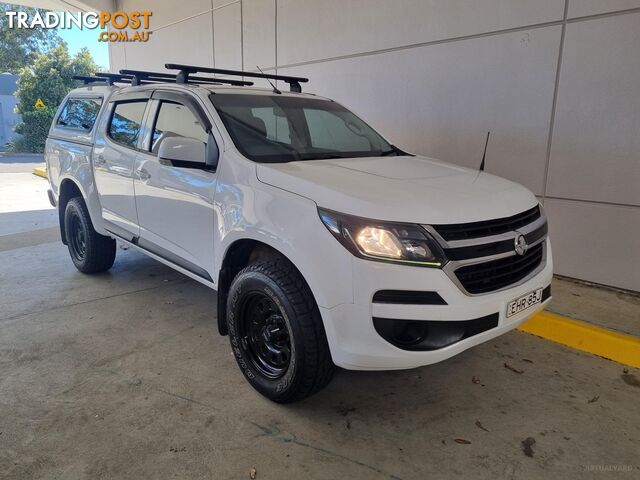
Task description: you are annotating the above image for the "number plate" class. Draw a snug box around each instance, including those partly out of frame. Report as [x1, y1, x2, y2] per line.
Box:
[506, 288, 543, 318]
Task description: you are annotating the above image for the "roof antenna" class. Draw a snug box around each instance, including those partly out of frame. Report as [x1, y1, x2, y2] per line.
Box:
[479, 131, 490, 171]
[256, 65, 281, 94]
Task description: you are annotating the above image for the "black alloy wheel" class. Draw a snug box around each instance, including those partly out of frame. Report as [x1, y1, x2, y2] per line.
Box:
[239, 292, 292, 379]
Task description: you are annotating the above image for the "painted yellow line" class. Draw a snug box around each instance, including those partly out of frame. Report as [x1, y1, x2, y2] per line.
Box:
[519, 310, 640, 368]
[33, 166, 47, 179]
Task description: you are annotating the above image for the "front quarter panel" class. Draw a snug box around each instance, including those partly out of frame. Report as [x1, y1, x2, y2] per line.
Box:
[213, 151, 354, 309]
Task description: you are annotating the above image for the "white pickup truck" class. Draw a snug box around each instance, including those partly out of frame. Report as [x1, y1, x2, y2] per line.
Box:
[45, 65, 552, 402]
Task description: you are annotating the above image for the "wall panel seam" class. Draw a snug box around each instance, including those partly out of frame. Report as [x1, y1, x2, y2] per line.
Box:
[272, 7, 640, 72]
[213, 0, 240, 11]
[567, 7, 640, 23]
[543, 196, 640, 210]
[240, 0, 244, 71]
[151, 10, 214, 32]
[211, 0, 215, 67]
[542, 0, 569, 202]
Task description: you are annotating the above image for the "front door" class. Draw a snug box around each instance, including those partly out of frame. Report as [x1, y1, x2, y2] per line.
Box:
[133, 92, 217, 281]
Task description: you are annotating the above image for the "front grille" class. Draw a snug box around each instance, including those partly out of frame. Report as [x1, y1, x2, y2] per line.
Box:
[433, 206, 541, 241]
[455, 243, 544, 294]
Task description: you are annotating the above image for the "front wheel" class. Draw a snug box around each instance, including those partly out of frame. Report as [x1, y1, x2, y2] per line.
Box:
[64, 197, 116, 273]
[227, 258, 335, 403]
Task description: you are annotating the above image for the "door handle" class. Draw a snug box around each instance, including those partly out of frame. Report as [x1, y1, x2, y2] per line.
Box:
[139, 168, 151, 181]
[94, 154, 106, 165]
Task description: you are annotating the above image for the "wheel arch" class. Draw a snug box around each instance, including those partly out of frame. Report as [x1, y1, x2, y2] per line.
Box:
[216, 238, 307, 336]
[58, 177, 84, 245]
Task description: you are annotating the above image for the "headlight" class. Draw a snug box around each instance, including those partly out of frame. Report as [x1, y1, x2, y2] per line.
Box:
[318, 208, 447, 267]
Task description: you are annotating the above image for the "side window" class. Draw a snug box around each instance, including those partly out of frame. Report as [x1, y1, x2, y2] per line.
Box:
[57, 98, 102, 131]
[108, 100, 147, 149]
[150, 101, 208, 154]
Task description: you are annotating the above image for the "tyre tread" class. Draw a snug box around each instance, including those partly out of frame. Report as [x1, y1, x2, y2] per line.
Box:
[65, 197, 116, 273]
[232, 257, 335, 402]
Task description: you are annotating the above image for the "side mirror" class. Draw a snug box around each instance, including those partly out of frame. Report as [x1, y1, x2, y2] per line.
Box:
[158, 136, 206, 167]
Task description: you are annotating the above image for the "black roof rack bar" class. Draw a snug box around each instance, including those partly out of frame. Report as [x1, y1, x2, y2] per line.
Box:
[75, 74, 170, 87]
[165, 63, 309, 93]
[73, 75, 113, 86]
[119, 69, 254, 87]
[74, 74, 162, 86]
[94, 73, 136, 85]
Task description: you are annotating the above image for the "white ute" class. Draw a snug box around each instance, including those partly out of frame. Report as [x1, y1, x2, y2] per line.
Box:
[45, 65, 552, 402]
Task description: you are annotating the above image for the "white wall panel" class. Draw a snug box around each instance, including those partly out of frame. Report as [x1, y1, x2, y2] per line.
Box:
[123, 14, 213, 71]
[277, 0, 564, 66]
[108, 41, 126, 73]
[242, 0, 276, 70]
[118, 0, 212, 30]
[544, 198, 640, 291]
[214, 2, 242, 69]
[569, 0, 640, 18]
[282, 27, 560, 195]
[213, 0, 239, 8]
[547, 13, 640, 206]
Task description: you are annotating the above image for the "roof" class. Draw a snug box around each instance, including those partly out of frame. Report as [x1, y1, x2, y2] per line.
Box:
[0, 73, 18, 96]
[202, 85, 322, 99]
[69, 82, 325, 101]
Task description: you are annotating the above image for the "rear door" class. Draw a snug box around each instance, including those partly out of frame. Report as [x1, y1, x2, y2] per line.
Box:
[133, 90, 218, 280]
[93, 92, 151, 238]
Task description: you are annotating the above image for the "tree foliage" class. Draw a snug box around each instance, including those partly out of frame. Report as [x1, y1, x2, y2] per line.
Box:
[12, 45, 99, 152]
[0, 4, 62, 73]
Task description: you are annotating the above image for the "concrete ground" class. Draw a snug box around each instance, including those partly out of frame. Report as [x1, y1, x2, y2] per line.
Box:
[1, 158, 639, 479]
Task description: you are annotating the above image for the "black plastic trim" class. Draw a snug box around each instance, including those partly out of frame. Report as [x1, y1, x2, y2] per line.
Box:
[444, 222, 548, 260]
[137, 237, 213, 282]
[373, 313, 499, 351]
[541, 285, 552, 302]
[151, 91, 212, 132]
[106, 229, 212, 282]
[433, 205, 541, 241]
[372, 290, 447, 305]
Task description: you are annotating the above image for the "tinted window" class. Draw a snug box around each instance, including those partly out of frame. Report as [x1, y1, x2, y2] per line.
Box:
[57, 98, 102, 131]
[209, 93, 396, 163]
[150, 101, 208, 154]
[108, 101, 147, 149]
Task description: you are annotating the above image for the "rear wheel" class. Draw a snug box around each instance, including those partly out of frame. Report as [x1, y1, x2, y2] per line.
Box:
[64, 197, 116, 273]
[227, 258, 335, 403]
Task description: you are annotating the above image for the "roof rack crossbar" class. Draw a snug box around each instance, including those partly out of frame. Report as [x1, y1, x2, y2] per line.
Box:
[165, 63, 309, 93]
[74, 74, 162, 86]
[119, 69, 253, 87]
[73, 75, 113, 86]
[94, 73, 135, 85]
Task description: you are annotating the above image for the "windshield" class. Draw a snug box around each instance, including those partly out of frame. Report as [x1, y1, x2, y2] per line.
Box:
[209, 93, 401, 163]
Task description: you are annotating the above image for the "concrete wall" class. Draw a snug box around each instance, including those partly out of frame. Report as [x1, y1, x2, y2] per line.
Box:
[110, 0, 640, 292]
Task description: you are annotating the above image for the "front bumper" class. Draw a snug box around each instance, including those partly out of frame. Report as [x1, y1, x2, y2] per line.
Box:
[320, 239, 553, 370]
